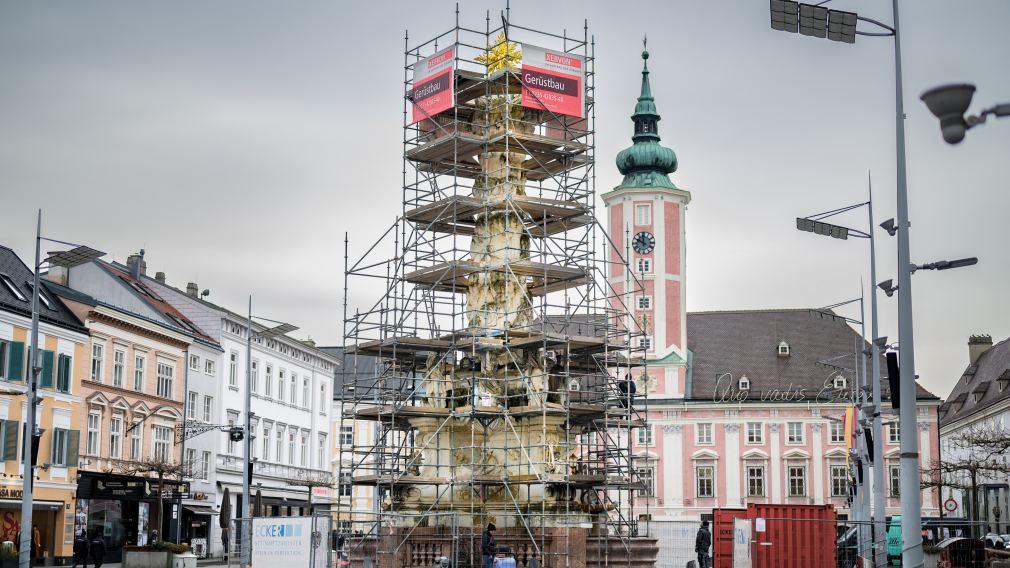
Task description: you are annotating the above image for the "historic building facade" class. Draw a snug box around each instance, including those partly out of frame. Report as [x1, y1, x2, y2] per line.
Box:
[142, 266, 339, 558]
[603, 51, 942, 522]
[0, 245, 90, 564]
[48, 253, 219, 559]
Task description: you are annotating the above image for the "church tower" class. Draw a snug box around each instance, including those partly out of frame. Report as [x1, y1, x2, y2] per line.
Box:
[602, 46, 691, 397]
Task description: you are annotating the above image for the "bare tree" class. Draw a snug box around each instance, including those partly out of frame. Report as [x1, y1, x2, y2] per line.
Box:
[286, 471, 335, 516]
[922, 423, 1010, 535]
[116, 457, 195, 543]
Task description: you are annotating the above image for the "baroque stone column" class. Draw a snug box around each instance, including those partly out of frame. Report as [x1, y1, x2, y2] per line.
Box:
[724, 423, 741, 507]
[769, 423, 782, 502]
[812, 423, 824, 504]
[662, 424, 683, 509]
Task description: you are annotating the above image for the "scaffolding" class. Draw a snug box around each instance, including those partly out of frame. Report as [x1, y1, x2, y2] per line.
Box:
[337, 10, 652, 568]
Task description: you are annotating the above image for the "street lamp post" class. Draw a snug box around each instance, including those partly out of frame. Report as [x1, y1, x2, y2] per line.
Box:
[18, 210, 104, 568]
[771, 0, 921, 563]
[797, 191, 886, 565]
[240, 300, 297, 568]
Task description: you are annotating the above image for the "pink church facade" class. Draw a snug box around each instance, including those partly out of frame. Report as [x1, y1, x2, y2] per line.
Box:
[604, 50, 940, 522]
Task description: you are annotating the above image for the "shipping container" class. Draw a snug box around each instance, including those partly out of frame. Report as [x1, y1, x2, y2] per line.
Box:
[713, 509, 747, 568]
[713, 504, 837, 568]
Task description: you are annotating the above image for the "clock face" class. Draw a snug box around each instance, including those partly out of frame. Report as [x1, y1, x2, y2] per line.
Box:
[632, 232, 656, 254]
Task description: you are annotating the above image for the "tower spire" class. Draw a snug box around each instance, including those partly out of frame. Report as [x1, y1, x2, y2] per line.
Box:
[615, 44, 677, 189]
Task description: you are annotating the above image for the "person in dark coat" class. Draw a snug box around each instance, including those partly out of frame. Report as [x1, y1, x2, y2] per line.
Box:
[481, 523, 497, 568]
[88, 531, 106, 568]
[617, 374, 637, 408]
[695, 520, 712, 568]
[72, 529, 89, 568]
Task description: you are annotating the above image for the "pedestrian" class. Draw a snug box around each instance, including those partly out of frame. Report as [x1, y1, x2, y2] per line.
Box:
[481, 523, 497, 568]
[72, 529, 89, 568]
[695, 520, 712, 568]
[88, 530, 106, 568]
[31, 524, 41, 565]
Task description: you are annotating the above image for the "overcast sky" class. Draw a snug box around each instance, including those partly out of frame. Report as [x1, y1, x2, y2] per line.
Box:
[2, 1, 1007, 399]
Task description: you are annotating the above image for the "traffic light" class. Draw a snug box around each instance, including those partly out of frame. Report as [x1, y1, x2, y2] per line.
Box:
[886, 352, 901, 409]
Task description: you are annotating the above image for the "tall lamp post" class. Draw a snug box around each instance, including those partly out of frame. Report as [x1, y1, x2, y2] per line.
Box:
[770, 1, 922, 564]
[240, 298, 297, 568]
[797, 190, 885, 565]
[18, 210, 104, 568]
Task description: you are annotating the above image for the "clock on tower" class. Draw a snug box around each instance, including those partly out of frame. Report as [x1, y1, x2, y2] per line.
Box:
[632, 232, 656, 254]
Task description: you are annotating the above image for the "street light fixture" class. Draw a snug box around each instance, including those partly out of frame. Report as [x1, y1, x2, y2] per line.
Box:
[19, 212, 104, 568]
[877, 279, 898, 297]
[919, 83, 1010, 144]
[911, 257, 979, 273]
[879, 218, 897, 236]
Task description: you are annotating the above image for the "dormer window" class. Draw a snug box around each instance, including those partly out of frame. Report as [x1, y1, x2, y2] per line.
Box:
[739, 375, 751, 391]
[777, 341, 790, 357]
[833, 376, 847, 389]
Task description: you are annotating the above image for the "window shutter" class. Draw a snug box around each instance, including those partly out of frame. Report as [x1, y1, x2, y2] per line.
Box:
[3, 420, 19, 461]
[57, 354, 71, 392]
[67, 430, 80, 468]
[41, 350, 55, 388]
[7, 341, 24, 381]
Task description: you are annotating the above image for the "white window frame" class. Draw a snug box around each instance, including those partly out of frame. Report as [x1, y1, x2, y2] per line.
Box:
[787, 422, 804, 444]
[51, 428, 69, 466]
[91, 342, 105, 383]
[303, 378, 310, 410]
[189, 354, 200, 372]
[830, 464, 849, 497]
[829, 421, 845, 444]
[787, 465, 807, 497]
[113, 348, 126, 388]
[888, 464, 901, 497]
[834, 376, 847, 389]
[134, 353, 145, 391]
[229, 352, 239, 388]
[275, 426, 284, 463]
[288, 431, 296, 465]
[888, 422, 900, 444]
[250, 360, 259, 394]
[86, 411, 101, 455]
[185, 448, 196, 473]
[639, 336, 653, 351]
[201, 451, 211, 481]
[203, 395, 213, 423]
[739, 376, 751, 391]
[635, 203, 652, 226]
[300, 432, 308, 467]
[153, 426, 171, 462]
[278, 370, 286, 403]
[131, 419, 143, 460]
[156, 361, 174, 399]
[696, 423, 713, 445]
[317, 434, 327, 468]
[636, 296, 652, 310]
[204, 359, 215, 376]
[696, 465, 715, 498]
[262, 424, 272, 462]
[319, 383, 327, 413]
[636, 466, 655, 497]
[187, 392, 198, 419]
[340, 425, 353, 446]
[746, 422, 763, 444]
[265, 365, 273, 398]
[637, 425, 654, 446]
[636, 258, 652, 274]
[289, 373, 298, 406]
[746, 465, 766, 497]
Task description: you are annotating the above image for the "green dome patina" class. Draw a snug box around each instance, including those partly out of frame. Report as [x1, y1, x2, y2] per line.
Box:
[615, 48, 678, 190]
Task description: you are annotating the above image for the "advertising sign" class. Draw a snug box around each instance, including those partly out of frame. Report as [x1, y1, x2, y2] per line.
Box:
[733, 518, 752, 568]
[410, 45, 455, 124]
[252, 517, 314, 568]
[520, 44, 585, 118]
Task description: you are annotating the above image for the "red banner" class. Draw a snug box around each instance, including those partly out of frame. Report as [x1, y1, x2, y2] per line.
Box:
[520, 44, 585, 118]
[410, 45, 455, 124]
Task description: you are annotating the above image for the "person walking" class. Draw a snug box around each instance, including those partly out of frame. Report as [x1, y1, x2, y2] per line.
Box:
[481, 523, 497, 568]
[695, 520, 712, 568]
[31, 524, 41, 565]
[72, 529, 89, 568]
[88, 530, 106, 568]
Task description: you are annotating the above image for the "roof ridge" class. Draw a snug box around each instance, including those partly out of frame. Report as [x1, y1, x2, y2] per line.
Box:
[688, 308, 837, 315]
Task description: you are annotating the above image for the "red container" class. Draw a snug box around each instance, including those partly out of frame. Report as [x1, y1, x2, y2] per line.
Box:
[713, 504, 837, 568]
[713, 509, 747, 568]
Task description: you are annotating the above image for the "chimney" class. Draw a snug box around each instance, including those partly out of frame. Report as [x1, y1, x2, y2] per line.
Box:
[126, 249, 147, 279]
[155, 272, 166, 284]
[186, 282, 199, 298]
[969, 334, 993, 365]
[46, 266, 68, 286]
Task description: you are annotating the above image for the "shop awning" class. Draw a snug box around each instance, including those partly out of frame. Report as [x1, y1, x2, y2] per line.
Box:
[183, 505, 219, 516]
[0, 500, 63, 510]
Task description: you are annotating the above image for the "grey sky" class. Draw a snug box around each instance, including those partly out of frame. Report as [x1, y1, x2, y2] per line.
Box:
[2, 1, 1007, 399]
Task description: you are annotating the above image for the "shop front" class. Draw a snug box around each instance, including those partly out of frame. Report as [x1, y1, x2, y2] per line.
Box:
[0, 485, 77, 565]
[75, 473, 189, 563]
